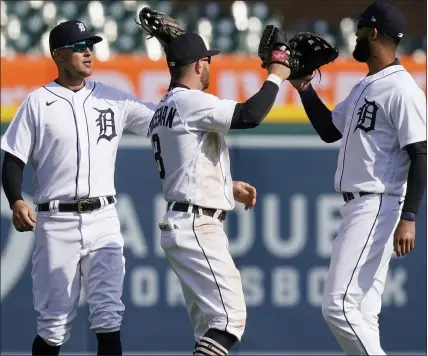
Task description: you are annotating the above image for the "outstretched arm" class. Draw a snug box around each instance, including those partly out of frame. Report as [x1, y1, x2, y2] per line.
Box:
[230, 69, 287, 130]
[230, 25, 291, 130]
[289, 78, 342, 143]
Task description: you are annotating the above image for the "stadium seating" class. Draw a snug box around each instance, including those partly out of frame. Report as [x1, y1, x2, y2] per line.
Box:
[1, 0, 426, 60]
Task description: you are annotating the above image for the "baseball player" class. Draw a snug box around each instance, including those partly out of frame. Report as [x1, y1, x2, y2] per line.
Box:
[146, 32, 290, 355]
[289, 1, 426, 355]
[1, 20, 157, 355]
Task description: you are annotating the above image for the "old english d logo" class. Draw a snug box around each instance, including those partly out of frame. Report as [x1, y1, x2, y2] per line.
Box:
[94, 108, 117, 143]
[354, 98, 378, 133]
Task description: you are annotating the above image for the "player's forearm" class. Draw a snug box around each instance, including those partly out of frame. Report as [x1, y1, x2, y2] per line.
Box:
[229, 76, 280, 129]
[401, 141, 427, 220]
[2, 152, 25, 209]
[298, 84, 342, 143]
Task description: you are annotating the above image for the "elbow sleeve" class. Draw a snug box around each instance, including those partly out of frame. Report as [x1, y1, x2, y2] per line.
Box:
[230, 81, 279, 129]
[2, 152, 25, 208]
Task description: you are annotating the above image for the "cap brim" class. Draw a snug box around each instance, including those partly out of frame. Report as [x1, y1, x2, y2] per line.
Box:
[351, 13, 365, 21]
[350, 13, 376, 27]
[86, 35, 103, 44]
[206, 50, 220, 57]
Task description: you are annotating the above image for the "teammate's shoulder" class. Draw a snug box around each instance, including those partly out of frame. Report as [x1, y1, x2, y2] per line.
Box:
[393, 67, 415, 79]
[191, 89, 218, 99]
[93, 81, 155, 107]
[390, 69, 424, 93]
[92, 81, 131, 98]
[387, 66, 415, 82]
[173, 89, 220, 105]
[21, 83, 54, 105]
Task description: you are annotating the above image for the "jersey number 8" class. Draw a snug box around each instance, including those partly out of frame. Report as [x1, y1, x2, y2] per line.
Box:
[151, 134, 166, 179]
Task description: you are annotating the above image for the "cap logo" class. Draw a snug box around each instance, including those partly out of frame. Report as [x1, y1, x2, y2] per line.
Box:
[371, 16, 376, 22]
[169, 61, 176, 67]
[78, 23, 86, 32]
[398, 33, 403, 38]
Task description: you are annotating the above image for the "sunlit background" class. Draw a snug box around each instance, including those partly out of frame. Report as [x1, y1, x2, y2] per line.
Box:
[0, 0, 426, 61]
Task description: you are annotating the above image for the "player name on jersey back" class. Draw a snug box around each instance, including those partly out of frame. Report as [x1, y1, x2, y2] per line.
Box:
[148, 106, 177, 135]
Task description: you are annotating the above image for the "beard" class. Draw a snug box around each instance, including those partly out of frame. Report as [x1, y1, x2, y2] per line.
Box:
[200, 66, 210, 90]
[352, 37, 371, 62]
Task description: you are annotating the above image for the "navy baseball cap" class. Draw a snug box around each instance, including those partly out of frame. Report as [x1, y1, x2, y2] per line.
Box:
[49, 20, 103, 53]
[166, 33, 220, 68]
[352, 0, 405, 40]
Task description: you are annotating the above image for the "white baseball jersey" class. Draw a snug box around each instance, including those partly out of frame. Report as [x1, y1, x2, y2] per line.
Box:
[1, 80, 155, 204]
[332, 63, 426, 196]
[147, 87, 238, 211]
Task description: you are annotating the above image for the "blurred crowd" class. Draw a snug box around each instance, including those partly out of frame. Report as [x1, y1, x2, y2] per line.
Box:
[1, 0, 426, 61]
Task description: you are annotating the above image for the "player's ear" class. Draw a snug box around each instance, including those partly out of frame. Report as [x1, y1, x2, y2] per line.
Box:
[52, 49, 65, 63]
[195, 60, 202, 75]
[370, 27, 378, 41]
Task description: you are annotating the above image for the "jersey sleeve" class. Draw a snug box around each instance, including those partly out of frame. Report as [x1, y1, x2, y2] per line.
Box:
[392, 87, 427, 149]
[123, 91, 157, 136]
[0, 95, 36, 164]
[331, 98, 348, 134]
[179, 91, 237, 134]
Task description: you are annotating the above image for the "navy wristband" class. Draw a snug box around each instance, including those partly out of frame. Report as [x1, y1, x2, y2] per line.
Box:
[401, 211, 416, 221]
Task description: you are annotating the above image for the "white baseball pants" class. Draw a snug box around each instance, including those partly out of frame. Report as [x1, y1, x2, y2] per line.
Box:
[160, 209, 246, 343]
[32, 203, 125, 346]
[322, 193, 401, 355]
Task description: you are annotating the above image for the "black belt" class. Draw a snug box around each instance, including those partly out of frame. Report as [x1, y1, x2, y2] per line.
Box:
[342, 192, 372, 203]
[167, 202, 227, 221]
[37, 196, 115, 213]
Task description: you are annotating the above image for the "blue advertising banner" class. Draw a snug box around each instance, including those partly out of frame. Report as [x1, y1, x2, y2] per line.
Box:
[1, 136, 426, 355]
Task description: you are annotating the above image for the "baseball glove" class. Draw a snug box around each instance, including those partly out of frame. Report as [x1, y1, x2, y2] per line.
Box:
[287, 32, 339, 80]
[258, 25, 291, 69]
[137, 7, 185, 49]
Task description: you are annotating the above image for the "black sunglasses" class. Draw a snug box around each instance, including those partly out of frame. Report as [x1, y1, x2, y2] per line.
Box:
[56, 40, 94, 53]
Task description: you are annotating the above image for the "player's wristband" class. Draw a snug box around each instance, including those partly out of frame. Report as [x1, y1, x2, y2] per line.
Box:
[401, 211, 416, 222]
[266, 74, 282, 87]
